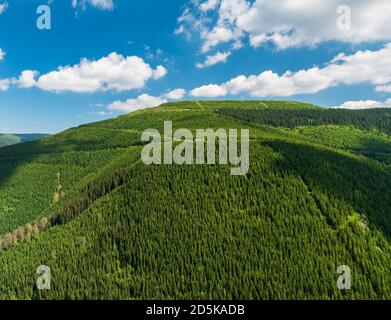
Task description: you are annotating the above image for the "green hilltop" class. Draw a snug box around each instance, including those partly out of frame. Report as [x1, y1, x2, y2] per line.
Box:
[0, 100, 390, 300]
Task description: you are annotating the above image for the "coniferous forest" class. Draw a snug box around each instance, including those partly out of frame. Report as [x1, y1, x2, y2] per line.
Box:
[0, 100, 390, 300]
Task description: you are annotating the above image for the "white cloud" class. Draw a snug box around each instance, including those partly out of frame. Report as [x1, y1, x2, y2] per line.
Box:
[375, 85, 391, 93]
[72, 0, 114, 10]
[190, 84, 227, 97]
[165, 88, 186, 100]
[189, 43, 391, 98]
[108, 94, 167, 113]
[196, 51, 231, 68]
[0, 1, 8, 14]
[18, 52, 167, 93]
[0, 79, 11, 91]
[18, 70, 39, 88]
[175, 7, 202, 38]
[97, 110, 112, 116]
[200, 0, 220, 12]
[179, 0, 391, 52]
[336, 99, 391, 109]
[152, 65, 168, 79]
[108, 89, 186, 114]
[201, 27, 240, 53]
[0, 48, 5, 61]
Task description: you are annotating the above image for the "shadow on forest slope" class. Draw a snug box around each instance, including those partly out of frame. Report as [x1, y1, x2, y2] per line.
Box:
[0, 126, 144, 235]
[264, 139, 391, 239]
[0, 124, 143, 187]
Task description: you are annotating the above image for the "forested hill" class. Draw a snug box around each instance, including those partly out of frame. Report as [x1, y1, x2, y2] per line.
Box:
[0, 100, 390, 300]
[0, 133, 49, 148]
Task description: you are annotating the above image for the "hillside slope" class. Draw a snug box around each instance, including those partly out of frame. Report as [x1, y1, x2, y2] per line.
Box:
[0, 101, 390, 300]
[0, 134, 49, 148]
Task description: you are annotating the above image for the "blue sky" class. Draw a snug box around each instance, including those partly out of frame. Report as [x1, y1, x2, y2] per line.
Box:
[0, 0, 391, 133]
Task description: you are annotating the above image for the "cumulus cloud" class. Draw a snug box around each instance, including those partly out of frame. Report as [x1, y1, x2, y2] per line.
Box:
[0, 48, 5, 61]
[336, 99, 391, 109]
[108, 88, 187, 114]
[200, 0, 220, 12]
[0, 79, 11, 91]
[375, 85, 391, 93]
[152, 65, 168, 80]
[0, 2, 8, 14]
[72, 0, 114, 10]
[201, 26, 241, 53]
[108, 94, 167, 113]
[18, 52, 167, 93]
[190, 84, 227, 97]
[196, 51, 231, 68]
[190, 43, 391, 98]
[178, 0, 391, 52]
[165, 88, 186, 99]
[18, 70, 39, 88]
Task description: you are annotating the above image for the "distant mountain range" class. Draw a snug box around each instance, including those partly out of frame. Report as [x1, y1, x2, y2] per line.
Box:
[0, 134, 50, 148]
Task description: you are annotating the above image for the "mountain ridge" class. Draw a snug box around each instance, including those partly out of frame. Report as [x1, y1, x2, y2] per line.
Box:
[0, 100, 389, 300]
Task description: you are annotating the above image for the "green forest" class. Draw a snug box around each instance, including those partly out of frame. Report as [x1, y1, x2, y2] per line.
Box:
[0, 100, 390, 300]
